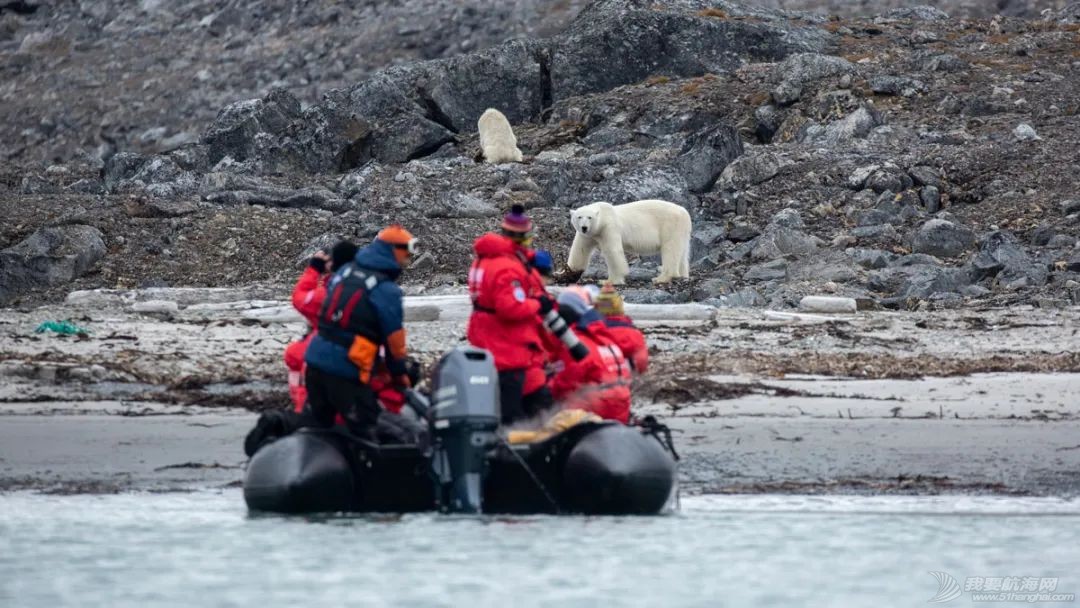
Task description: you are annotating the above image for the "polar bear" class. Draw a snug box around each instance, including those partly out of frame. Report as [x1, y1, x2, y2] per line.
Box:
[477, 108, 523, 163]
[567, 200, 692, 285]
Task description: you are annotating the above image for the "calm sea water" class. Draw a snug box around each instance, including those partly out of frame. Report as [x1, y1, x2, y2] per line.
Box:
[2, 491, 1078, 607]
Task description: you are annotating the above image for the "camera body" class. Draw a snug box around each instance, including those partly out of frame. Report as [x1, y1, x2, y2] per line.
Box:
[542, 308, 590, 361]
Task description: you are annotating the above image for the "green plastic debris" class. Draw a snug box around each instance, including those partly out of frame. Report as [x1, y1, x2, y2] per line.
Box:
[34, 320, 90, 336]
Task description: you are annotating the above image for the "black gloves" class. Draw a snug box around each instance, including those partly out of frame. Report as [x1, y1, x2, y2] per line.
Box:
[536, 294, 555, 315]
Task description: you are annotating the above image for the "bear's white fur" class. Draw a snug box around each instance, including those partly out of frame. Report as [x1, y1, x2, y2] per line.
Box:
[567, 200, 692, 285]
[477, 108, 523, 163]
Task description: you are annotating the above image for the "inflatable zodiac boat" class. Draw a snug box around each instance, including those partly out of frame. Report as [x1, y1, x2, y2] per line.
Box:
[243, 346, 678, 515]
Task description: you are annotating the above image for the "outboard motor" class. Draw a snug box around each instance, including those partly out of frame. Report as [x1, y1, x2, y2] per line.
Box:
[429, 346, 500, 514]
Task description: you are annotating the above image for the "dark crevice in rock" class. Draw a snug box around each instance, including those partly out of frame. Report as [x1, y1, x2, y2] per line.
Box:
[537, 46, 554, 121]
[0, 1, 38, 15]
[404, 135, 455, 162]
[418, 90, 460, 134]
[338, 135, 373, 173]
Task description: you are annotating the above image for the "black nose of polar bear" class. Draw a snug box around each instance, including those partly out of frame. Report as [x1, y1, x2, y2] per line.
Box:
[581, 226, 588, 233]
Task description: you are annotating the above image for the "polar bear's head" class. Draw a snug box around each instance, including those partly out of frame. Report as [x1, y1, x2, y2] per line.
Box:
[570, 202, 611, 237]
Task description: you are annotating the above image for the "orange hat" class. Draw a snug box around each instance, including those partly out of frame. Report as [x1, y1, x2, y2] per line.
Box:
[377, 225, 417, 252]
[594, 281, 623, 316]
[377, 225, 417, 266]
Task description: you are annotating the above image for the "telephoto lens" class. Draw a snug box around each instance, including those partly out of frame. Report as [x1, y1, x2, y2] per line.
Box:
[543, 309, 589, 361]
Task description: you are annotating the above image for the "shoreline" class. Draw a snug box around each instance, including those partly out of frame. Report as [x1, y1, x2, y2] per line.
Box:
[1, 288, 1078, 497]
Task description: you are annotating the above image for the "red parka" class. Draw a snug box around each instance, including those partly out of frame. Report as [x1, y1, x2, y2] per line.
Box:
[550, 316, 632, 423]
[603, 315, 649, 374]
[467, 233, 548, 395]
[285, 266, 326, 411]
[285, 266, 405, 415]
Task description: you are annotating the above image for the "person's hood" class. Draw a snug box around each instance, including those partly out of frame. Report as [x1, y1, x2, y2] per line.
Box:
[353, 240, 401, 279]
[473, 232, 518, 258]
[577, 309, 607, 332]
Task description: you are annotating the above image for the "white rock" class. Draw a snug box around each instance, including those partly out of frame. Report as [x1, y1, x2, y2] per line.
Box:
[131, 300, 180, 314]
[1014, 124, 1040, 141]
[848, 165, 880, 190]
[799, 296, 858, 314]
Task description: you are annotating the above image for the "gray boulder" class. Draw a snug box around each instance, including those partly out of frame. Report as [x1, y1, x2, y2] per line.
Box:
[716, 150, 792, 191]
[421, 40, 545, 131]
[911, 219, 974, 259]
[971, 231, 1048, 290]
[203, 89, 303, 167]
[882, 6, 950, 21]
[917, 53, 968, 72]
[920, 186, 941, 213]
[707, 287, 765, 308]
[801, 106, 883, 147]
[675, 123, 744, 193]
[852, 224, 901, 246]
[199, 173, 348, 211]
[771, 53, 855, 106]
[770, 208, 804, 229]
[750, 227, 822, 260]
[745, 259, 788, 282]
[425, 193, 501, 219]
[868, 265, 970, 299]
[0, 225, 106, 304]
[869, 75, 928, 98]
[908, 165, 944, 189]
[552, 2, 829, 101]
[865, 164, 913, 194]
[691, 277, 735, 300]
[335, 75, 456, 166]
[103, 152, 149, 191]
[847, 248, 894, 270]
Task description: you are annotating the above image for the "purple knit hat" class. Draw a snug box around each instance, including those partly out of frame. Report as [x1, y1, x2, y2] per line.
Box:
[500, 204, 533, 234]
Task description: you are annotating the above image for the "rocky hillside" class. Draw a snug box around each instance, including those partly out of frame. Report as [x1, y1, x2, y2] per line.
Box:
[0, 0, 589, 165]
[2, 0, 1079, 309]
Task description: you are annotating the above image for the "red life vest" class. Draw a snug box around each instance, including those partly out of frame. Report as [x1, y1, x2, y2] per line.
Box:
[550, 319, 632, 423]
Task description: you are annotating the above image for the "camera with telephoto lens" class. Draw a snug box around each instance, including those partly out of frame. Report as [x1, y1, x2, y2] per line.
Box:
[542, 308, 589, 361]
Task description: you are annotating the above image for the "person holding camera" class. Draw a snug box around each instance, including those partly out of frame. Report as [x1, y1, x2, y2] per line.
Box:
[467, 205, 560, 424]
[284, 240, 358, 412]
[548, 289, 633, 424]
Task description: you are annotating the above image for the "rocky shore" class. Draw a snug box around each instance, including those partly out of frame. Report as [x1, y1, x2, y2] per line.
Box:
[2, 0, 1079, 311]
[2, 1, 1079, 498]
[1, 288, 1078, 495]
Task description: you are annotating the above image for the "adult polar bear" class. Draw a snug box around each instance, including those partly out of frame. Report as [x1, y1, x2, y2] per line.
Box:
[567, 200, 692, 285]
[477, 108, 523, 163]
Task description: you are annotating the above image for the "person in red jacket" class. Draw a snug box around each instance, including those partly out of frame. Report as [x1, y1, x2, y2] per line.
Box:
[467, 205, 556, 424]
[548, 290, 632, 423]
[593, 281, 649, 374]
[285, 240, 358, 412]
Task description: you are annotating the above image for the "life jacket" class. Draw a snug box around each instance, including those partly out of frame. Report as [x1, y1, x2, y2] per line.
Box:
[603, 315, 649, 374]
[312, 261, 388, 383]
[551, 317, 632, 423]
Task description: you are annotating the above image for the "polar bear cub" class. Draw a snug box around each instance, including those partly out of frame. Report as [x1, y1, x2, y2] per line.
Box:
[477, 108, 523, 163]
[567, 200, 692, 285]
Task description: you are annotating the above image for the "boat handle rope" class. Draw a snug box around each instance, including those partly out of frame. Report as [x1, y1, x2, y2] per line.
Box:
[497, 435, 562, 515]
[635, 415, 680, 461]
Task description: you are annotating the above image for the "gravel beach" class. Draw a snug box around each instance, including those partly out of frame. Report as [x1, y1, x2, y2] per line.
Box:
[2, 289, 1077, 496]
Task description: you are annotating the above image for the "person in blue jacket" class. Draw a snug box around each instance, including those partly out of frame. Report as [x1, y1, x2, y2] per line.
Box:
[304, 225, 416, 440]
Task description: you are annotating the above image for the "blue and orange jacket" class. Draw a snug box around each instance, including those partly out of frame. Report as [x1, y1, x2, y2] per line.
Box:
[304, 240, 408, 383]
